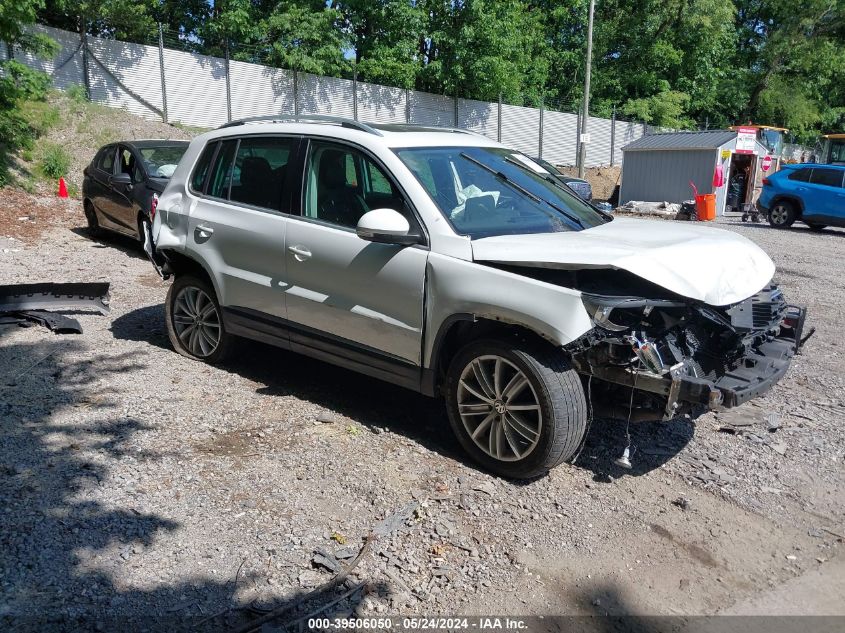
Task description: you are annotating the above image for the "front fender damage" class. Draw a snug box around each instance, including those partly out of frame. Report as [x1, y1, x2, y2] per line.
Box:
[423, 253, 594, 368]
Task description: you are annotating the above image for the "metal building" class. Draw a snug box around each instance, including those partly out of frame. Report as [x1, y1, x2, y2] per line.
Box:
[620, 130, 768, 215]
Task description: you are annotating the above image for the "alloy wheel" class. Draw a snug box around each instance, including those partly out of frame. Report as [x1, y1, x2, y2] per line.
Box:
[172, 286, 221, 357]
[457, 355, 543, 462]
[770, 204, 789, 225]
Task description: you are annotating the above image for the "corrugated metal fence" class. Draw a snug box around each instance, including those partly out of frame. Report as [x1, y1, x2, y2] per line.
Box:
[8, 25, 647, 167]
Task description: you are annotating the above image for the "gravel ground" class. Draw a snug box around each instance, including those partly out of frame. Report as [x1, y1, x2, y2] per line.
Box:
[1, 207, 843, 630]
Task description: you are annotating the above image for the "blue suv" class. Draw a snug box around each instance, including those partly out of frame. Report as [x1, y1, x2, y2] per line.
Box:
[757, 163, 845, 230]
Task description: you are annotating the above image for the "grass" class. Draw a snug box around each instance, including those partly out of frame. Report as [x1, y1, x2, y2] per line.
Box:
[170, 120, 211, 135]
[5, 88, 109, 190]
[17, 176, 37, 194]
[38, 143, 72, 179]
[4, 85, 190, 194]
[0, 97, 62, 188]
[18, 99, 61, 136]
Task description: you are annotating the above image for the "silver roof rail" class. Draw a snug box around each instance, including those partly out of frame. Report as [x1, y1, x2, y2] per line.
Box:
[218, 115, 383, 136]
[368, 123, 486, 137]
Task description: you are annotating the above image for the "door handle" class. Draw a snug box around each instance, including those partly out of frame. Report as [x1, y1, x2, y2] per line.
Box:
[195, 225, 214, 238]
[288, 245, 311, 261]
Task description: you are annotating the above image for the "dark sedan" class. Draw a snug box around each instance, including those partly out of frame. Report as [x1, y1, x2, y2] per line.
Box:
[82, 140, 189, 241]
[531, 157, 593, 202]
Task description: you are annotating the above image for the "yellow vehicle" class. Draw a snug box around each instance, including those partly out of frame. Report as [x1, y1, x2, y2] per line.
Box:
[822, 134, 845, 165]
[729, 124, 788, 160]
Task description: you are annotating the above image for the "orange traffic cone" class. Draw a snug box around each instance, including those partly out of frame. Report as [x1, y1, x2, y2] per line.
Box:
[58, 177, 68, 198]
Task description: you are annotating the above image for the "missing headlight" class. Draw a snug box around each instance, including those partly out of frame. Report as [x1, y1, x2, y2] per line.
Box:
[582, 298, 628, 332]
[581, 294, 686, 333]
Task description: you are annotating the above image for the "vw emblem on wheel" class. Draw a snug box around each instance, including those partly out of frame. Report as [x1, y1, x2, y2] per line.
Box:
[494, 400, 507, 414]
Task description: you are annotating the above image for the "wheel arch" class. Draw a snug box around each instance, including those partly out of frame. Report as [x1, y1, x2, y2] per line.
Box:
[423, 314, 570, 397]
[160, 249, 218, 296]
[770, 194, 804, 217]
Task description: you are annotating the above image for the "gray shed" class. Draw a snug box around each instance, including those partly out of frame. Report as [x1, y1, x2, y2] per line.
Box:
[620, 130, 769, 215]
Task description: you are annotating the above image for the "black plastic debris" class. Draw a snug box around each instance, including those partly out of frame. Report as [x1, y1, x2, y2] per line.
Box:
[0, 282, 110, 335]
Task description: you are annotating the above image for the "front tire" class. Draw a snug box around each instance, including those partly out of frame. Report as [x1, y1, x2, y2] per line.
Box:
[165, 275, 231, 363]
[768, 200, 796, 228]
[445, 339, 587, 479]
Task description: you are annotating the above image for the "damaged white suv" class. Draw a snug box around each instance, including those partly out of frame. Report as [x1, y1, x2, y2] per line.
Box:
[145, 117, 808, 478]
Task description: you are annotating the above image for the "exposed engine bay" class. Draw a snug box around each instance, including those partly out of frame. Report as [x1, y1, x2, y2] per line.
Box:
[494, 265, 811, 421]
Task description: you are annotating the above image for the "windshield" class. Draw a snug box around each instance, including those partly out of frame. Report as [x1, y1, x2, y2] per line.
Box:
[533, 157, 561, 174]
[140, 145, 188, 178]
[759, 129, 783, 156]
[827, 139, 845, 165]
[396, 146, 606, 238]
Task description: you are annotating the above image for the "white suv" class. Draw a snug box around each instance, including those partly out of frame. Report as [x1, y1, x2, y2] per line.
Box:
[146, 117, 807, 478]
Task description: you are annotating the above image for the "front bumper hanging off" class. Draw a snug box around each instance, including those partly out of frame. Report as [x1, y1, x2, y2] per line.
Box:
[586, 305, 810, 420]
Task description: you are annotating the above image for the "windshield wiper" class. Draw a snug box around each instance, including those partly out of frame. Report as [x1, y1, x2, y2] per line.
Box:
[504, 156, 612, 222]
[459, 153, 584, 229]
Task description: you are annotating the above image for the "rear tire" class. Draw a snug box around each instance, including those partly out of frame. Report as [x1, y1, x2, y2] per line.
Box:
[165, 274, 232, 364]
[445, 338, 587, 479]
[83, 200, 102, 237]
[768, 200, 796, 228]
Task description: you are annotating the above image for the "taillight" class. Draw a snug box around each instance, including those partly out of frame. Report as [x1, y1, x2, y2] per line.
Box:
[762, 177, 770, 186]
[150, 193, 159, 220]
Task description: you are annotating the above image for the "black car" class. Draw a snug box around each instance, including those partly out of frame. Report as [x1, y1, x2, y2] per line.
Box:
[82, 140, 189, 241]
[531, 156, 593, 202]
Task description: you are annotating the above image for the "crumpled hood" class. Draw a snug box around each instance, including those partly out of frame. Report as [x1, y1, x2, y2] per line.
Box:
[471, 217, 775, 306]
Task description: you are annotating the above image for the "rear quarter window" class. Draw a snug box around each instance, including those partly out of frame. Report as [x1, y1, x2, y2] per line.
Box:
[207, 140, 238, 199]
[97, 147, 115, 173]
[190, 142, 218, 194]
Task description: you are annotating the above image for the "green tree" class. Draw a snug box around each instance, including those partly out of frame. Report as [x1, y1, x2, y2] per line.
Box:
[336, 0, 424, 88]
[262, 1, 349, 75]
[585, 0, 736, 125]
[1, 0, 57, 186]
[420, 0, 548, 103]
[39, 0, 158, 42]
[732, 0, 845, 141]
[622, 89, 693, 129]
[532, 0, 588, 110]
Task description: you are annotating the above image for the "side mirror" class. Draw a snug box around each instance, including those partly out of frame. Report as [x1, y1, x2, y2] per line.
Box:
[110, 173, 132, 186]
[356, 208, 421, 246]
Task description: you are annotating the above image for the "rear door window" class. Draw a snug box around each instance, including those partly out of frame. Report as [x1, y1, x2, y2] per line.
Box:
[229, 137, 294, 211]
[787, 168, 811, 182]
[809, 168, 844, 188]
[207, 140, 238, 200]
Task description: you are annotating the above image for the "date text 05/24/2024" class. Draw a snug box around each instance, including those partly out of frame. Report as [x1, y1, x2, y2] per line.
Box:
[307, 617, 529, 631]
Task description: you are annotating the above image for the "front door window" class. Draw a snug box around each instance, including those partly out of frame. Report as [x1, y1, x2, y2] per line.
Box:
[302, 141, 409, 229]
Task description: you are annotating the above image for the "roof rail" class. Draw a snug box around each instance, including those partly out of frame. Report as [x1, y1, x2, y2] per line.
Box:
[440, 127, 487, 138]
[217, 115, 383, 136]
[369, 122, 486, 137]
